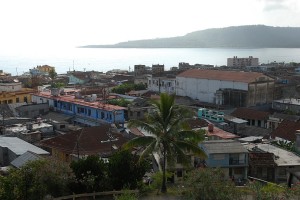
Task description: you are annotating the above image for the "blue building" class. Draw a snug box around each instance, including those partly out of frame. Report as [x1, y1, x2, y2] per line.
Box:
[200, 140, 248, 181]
[198, 108, 224, 122]
[32, 90, 125, 127]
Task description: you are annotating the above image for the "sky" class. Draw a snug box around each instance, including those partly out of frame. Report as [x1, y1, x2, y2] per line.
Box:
[1, 0, 300, 51]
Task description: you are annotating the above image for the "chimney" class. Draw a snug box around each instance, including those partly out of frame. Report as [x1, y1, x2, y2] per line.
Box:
[208, 124, 214, 132]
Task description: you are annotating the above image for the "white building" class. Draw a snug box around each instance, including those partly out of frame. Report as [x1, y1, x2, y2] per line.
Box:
[147, 75, 176, 94]
[176, 69, 274, 107]
[0, 82, 22, 92]
[227, 56, 259, 68]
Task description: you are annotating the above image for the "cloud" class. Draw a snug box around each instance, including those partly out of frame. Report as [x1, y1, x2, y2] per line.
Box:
[263, 3, 289, 11]
[258, 0, 300, 12]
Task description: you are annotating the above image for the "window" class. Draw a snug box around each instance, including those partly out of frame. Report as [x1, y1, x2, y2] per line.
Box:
[60, 125, 66, 129]
[137, 111, 141, 117]
[177, 170, 183, 178]
[8, 99, 12, 104]
[88, 109, 91, 116]
[24, 96, 28, 103]
[16, 98, 20, 103]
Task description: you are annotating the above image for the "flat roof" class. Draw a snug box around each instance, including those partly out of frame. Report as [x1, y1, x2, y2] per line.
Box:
[273, 98, 300, 106]
[34, 91, 125, 111]
[201, 140, 248, 154]
[0, 137, 49, 155]
[244, 143, 300, 166]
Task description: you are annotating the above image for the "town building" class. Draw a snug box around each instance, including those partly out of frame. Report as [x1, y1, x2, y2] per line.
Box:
[230, 107, 270, 128]
[134, 65, 146, 76]
[152, 64, 164, 74]
[39, 125, 128, 162]
[31, 89, 126, 127]
[267, 113, 300, 130]
[245, 143, 300, 183]
[227, 56, 259, 68]
[272, 98, 300, 114]
[37, 65, 55, 73]
[176, 69, 274, 107]
[200, 140, 248, 181]
[271, 120, 300, 142]
[147, 75, 176, 94]
[0, 79, 35, 104]
[0, 137, 49, 166]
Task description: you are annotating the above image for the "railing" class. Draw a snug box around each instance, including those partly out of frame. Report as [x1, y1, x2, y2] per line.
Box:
[54, 190, 139, 200]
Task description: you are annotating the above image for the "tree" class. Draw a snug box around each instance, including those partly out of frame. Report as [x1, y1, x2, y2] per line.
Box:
[108, 150, 150, 190]
[184, 168, 242, 200]
[124, 93, 206, 193]
[49, 69, 57, 82]
[0, 158, 74, 200]
[70, 155, 108, 193]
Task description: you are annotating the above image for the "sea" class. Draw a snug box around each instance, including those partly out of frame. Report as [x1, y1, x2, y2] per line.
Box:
[1, 47, 300, 76]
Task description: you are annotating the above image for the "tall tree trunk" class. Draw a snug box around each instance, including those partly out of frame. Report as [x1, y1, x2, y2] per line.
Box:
[161, 147, 167, 193]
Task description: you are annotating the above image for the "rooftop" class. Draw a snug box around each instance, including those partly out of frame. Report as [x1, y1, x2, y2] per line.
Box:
[273, 98, 300, 106]
[271, 120, 300, 142]
[245, 143, 300, 166]
[203, 126, 240, 139]
[0, 137, 49, 155]
[177, 69, 273, 83]
[34, 91, 125, 111]
[201, 140, 248, 154]
[39, 125, 129, 156]
[231, 107, 270, 120]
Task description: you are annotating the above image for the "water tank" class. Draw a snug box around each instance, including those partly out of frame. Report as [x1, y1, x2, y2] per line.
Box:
[208, 124, 214, 132]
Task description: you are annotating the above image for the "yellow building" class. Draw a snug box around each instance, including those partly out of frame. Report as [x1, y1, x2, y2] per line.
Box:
[0, 81, 36, 104]
[37, 65, 55, 73]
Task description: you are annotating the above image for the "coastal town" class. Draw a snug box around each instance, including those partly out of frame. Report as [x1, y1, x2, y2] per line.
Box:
[1, 56, 300, 199]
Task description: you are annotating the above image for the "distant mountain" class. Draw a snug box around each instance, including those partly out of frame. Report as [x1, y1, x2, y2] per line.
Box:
[81, 25, 300, 48]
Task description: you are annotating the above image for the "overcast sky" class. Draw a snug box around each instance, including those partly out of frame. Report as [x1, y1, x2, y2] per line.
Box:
[1, 0, 300, 50]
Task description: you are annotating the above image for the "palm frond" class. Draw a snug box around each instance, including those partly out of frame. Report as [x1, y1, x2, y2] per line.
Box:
[123, 136, 156, 149]
[174, 140, 207, 159]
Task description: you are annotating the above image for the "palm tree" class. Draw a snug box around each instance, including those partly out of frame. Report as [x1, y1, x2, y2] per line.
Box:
[124, 93, 206, 193]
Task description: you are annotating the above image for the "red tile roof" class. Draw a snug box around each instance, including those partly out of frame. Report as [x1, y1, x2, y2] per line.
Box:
[40, 125, 129, 156]
[206, 126, 240, 139]
[177, 69, 272, 83]
[231, 107, 270, 120]
[271, 120, 300, 142]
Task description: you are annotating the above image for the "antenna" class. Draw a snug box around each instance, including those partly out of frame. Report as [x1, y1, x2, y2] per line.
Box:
[73, 60, 75, 71]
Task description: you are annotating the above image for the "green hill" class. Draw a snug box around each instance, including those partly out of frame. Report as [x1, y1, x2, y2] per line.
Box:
[81, 25, 300, 48]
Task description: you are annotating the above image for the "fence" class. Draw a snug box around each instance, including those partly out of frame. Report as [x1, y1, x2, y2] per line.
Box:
[54, 190, 139, 200]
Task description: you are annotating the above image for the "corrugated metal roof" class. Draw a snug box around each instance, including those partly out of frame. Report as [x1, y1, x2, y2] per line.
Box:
[177, 69, 273, 83]
[201, 140, 248, 154]
[0, 137, 49, 155]
[10, 151, 42, 168]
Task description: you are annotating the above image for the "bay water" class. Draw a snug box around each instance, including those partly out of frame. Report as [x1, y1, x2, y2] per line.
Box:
[1, 48, 300, 75]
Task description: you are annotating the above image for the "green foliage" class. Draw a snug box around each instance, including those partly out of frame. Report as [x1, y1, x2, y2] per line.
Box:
[51, 82, 65, 88]
[70, 155, 108, 193]
[113, 190, 138, 200]
[148, 171, 173, 194]
[124, 93, 206, 193]
[271, 140, 296, 152]
[111, 83, 146, 94]
[49, 69, 57, 80]
[184, 168, 242, 200]
[108, 98, 131, 107]
[247, 181, 297, 200]
[0, 158, 74, 200]
[108, 150, 150, 190]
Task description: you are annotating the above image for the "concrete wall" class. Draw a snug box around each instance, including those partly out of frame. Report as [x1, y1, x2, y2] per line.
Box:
[0, 82, 22, 92]
[176, 77, 248, 104]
